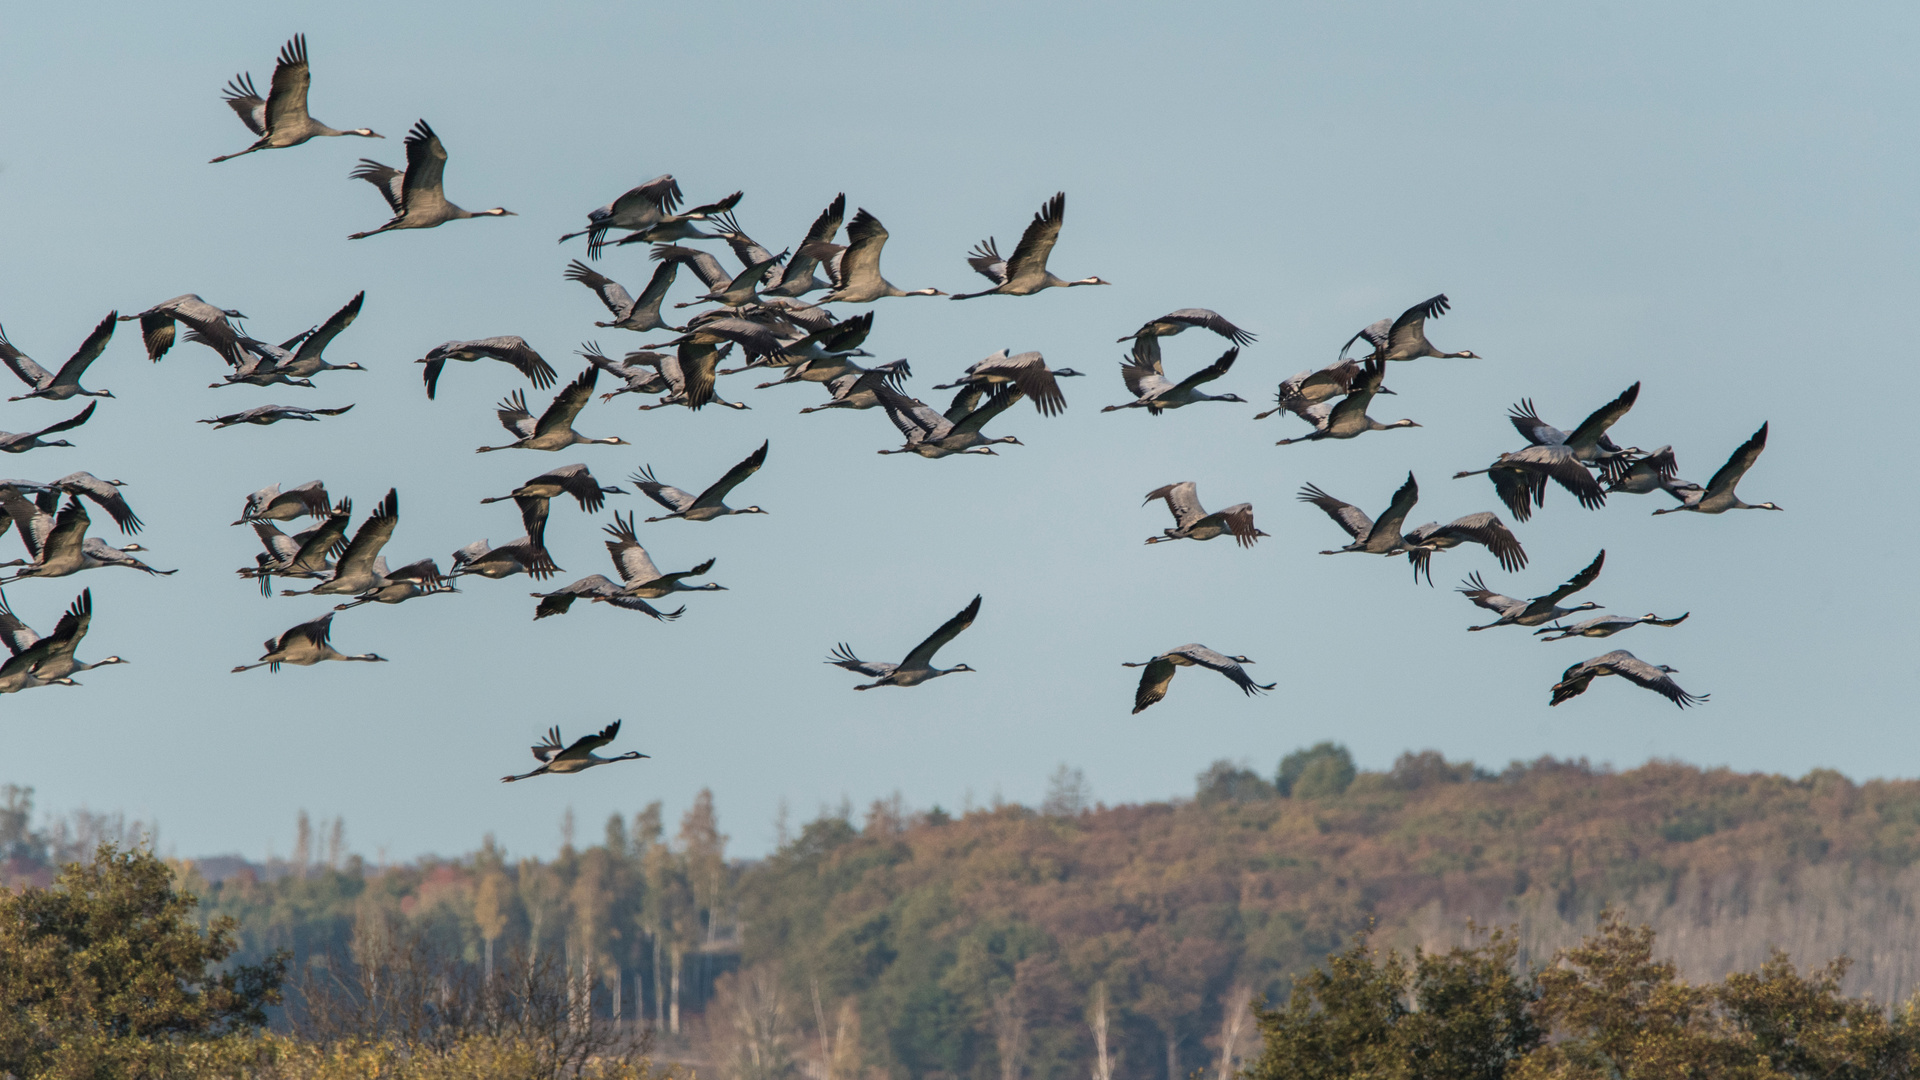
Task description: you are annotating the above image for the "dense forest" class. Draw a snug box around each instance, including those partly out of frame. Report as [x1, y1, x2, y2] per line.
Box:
[9, 746, 1920, 1080]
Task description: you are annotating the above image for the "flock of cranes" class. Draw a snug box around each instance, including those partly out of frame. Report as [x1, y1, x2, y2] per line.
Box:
[0, 35, 1787, 777]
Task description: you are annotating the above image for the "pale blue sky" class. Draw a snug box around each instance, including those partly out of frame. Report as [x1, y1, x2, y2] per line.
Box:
[2, 2, 1913, 861]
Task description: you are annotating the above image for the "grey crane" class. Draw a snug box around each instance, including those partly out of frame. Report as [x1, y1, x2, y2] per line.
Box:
[1535, 612, 1690, 641]
[1118, 309, 1254, 368]
[1273, 358, 1419, 444]
[951, 193, 1109, 300]
[872, 383, 1026, 457]
[632, 441, 770, 521]
[0, 404, 94, 455]
[1341, 294, 1480, 362]
[334, 559, 454, 611]
[501, 720, 648, 782]
[932, 350, 1085, 417]
[1252, 359, 1389, 421]
[417, 336, 558, 401]
[529, 512, 719, 621]
[710, 194, 845, 298]
[120, 295, 249, 366]
[280, 489, 398, 597]
[1508, 384, 1641, 467]
[1143, 482, 1266, 547]
[231, 613, 386, 673]
[744, 313, 878, 385]
[654, 244, 788, 309]
[1551, 650, 1706, 709]
[476, 368, 628, 453]
[828, 594, 981, 690]
[210, 35, 381, 163]
[799, 209, 946, 303]
[259, 292, 367, 380]
[636, 319, 787, 409]
[1298, 473, 1418, 556]
[565, 178, 739, 253]
[200, 404, 353, 429]
[798, 362, 913, 414]
[1652, 423, 1782, 515]
[234, 480, 330, 525]
[1, 313, 117, 401]
[206, 332, 315, 390]
[0, 589, 123, 692]
[1401, 513, 1527, 585]
[448, 536, 560, 581]
[349, 121, 515, 239]
[1604, 447, 1695, 499]
[481, 463, 623, 516]
[558, 175, 687, 248]
[0, 474, 142, 535]
[632, 343, 750, 412]
[530, 577, 683, 622]
[565, 260, 680, 333]
[1102, 347, 1249, 415]
[1452, 444, 1606, 522]
[236, 497, 350, 595]
[580, 344, 672, 401]
[1123, 644, 1273, 714]
[1459, 551, 1605, 631]
[598, 512, 725, 600]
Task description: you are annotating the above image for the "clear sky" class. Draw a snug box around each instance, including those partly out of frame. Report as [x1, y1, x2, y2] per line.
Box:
[2, 2, 1913, 863]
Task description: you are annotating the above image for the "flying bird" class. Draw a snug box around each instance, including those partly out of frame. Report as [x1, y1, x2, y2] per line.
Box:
[872, 384, 1026, 457]
[1535, 612, 1690, 641]
[348, 120, 515, 238]
[1118, 309, 1254, 367]
[480, 464, 623, 515]
[0, 588, 124, 692]
[475, 368, 628, 453]
[1142, 482, 1266, 547]
[1297, 473, 1418, 556]
[1341, 294, 1479, 362]
[631, 442, 770, 521]
[332, 559, 454, 611]
[565, 259, 680, 333]
[1459, 551, 1606, 631]
[1274, 358, 1419, 444]
[0, 312, 117, 401]
[1400, 513, 1527, 585]
[1102, 347, 1249, 415]
[120, 296, 248, 366]
[1652, 423, 1782, 515]
[828, 595, 981, 689]
[199, 404, 353, 428]
[448, 536, 560, 581]
[1253, 359, 1383, 421]
[501, 720, 648, 782]
[931, 350, 1085, 417]
[1123, 644, 1274, 714]
[234, 480, 330, 525]
[0, 403, 96, 453]
[231, 613, 387, 673]
[278, 489, 399, 597]
[210, 35, 381, 162]
[951, 193, 1109, 299]
[416, 337, 557, 400]
[1550, 651, 1707, 709]
[799, 209, 946, 302]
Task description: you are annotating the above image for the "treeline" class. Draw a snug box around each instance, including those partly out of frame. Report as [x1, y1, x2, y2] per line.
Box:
[11, 746, 1920, 1080]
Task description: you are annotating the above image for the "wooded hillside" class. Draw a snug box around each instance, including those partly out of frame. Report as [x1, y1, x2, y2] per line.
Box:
[8, 748, 1920, 1080]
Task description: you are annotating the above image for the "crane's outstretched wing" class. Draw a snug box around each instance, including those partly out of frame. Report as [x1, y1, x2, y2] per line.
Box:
[1169, 644, 1274, 696]
[1128, 656, 1177, 714]
[1149, 482, 1210, 530]
[1566, 382, 1640, 452]
[694, 441, 768, 508]
[900, 594, 981, 670]
[1297, 483, 1371, 540]
[1704, 422, 1769, 499]
[1537, 550, 1605, 606]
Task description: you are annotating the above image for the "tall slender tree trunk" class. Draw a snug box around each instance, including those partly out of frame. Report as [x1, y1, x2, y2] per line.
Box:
[670, 945, 682, 1035]
[612, 966, 622, 1026]
[1164, 1030, 1179, 1080]
[1090, 983, 1112, 1080]
[653, 933, 665, 1027]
